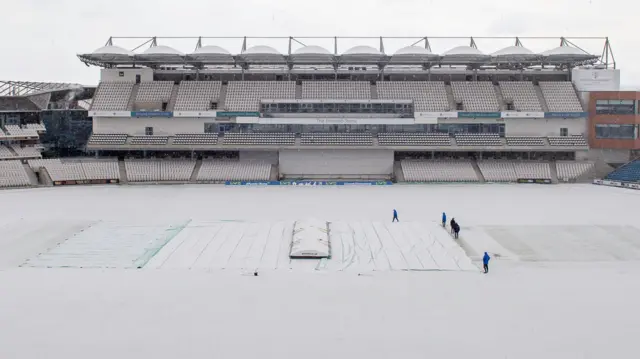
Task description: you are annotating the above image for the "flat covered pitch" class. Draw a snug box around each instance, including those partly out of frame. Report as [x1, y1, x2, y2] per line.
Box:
[1, 184, 640, 359]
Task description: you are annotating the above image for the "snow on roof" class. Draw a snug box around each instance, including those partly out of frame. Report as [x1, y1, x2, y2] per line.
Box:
[491, 45, 538, 62]
[243, 45, 282, 55]
[343, 45, 382, 56]
[394, 46, 434, 56]
[141, 45, 184, 56]
[191, 45, 231, 55]
[293, 45, 332, 55]
[541, 45, 598, 62]
[92, 45, 134, 56]
[441, 46, 490, 63]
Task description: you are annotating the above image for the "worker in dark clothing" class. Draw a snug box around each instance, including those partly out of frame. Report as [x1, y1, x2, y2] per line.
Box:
[392, 209, 399, 222]
[450, 218, 456, 234]
[483, 252, 491, 273]
[452, 222, 460, 239]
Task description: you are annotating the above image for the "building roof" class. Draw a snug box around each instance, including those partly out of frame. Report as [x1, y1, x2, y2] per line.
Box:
[441, 46, 490, 64]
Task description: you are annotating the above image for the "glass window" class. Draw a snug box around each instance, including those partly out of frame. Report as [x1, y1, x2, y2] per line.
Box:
[560, 128, 568, 136]
[595, 124, 636, 139]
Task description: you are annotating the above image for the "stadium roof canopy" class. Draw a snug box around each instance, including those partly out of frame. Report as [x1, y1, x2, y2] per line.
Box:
[0, 81, 94, 97]
[77, 36, 615, 69]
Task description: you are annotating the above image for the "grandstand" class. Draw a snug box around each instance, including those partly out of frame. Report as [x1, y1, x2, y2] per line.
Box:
[0, 35, 629, 188]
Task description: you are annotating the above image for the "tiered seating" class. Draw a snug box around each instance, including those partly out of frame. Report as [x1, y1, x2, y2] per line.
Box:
[125, 160, 195, 182]
[0, 128, 6, 139]
[401, 160, 478, 182]
[478, 161, 517, 182]
[28, 158, 62, 171]
[455, 133, 502, 146]
[225, 81, 296, 111]
[301, 133, 373, 146]
[0, 160, 30, 187]
[91, 82, 134, 111]
[130, 136, 169, 145]
[451, 82, 500, 111]
[45, 162, 87, 182]
[197, 161, 271, 181]
[0, 145, 15, 159]
[514, 162, 551, 179]
[539, 82, 583, 112]
[223, 132, 295, 145]
[88, 134, 128, 145]
[605, 160, 640, 183]
[136, 81, 174, 103]
[506, 137, 546, 146]
[302, 81, 370, 99]
[174, 81, 221, 111]
[24, 123, 46, 132]
[4, 125, 39, 137]
[499, 82, 543, 111]
[82, 161, 120, 180]
[548, 135, 588, 147]
[10, 146, 41, 158]
[378, 132, 451, 146]
[173, 134, 218, 145]
[377, 81, 450, 111]
[557, 161, 595, 182]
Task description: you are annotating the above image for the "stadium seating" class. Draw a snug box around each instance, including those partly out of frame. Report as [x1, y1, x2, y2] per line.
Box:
[10, 145, 42, 158]
[0, 145, 15, 159]
[197, 161, 271, 181]
[136, 81, 174, 103]
[91, 82, 135, 111]
[547, 135, 588, 147]
[174, 81, 222, 111]
[514, 162, 551, 179]
[539, 82, 583, 112]
[0, 160, 30, 187]
[451, 82, 500, 111]
[401, 160, 479, 182]
[377, 81, 450, 111]
[301, 133, 373, 146]
[130, 136, 169, 145]
[173, 133, 218, 145]
[378, 132, 451, 146]
[225, 81, 296, 111]
[505, 136, 546, 146]
[125, 160, 195, 182]
[455, 133, 502, 146]
[557, 161, 595, 182]
[4, 125, 39, 137]
[478, 161, 518, 182]
[605, 160, 640, 183]
[88, 134, 128, 145]
[499, 82, 543, 111]
[222, 132, 295, 145]
[28, 158, 62, 171]
[45, 162, 87, 182]
[82, 160, 120, 180]
[24, 123, 46, 132]
[302, 81, 371, 99]
[0, 128, 6, 139]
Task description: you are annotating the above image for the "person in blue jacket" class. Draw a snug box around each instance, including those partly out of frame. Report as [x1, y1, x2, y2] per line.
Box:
[483, 252, 491, 273]
[392, 209, 399, 222]
[441, 212, 447, 227]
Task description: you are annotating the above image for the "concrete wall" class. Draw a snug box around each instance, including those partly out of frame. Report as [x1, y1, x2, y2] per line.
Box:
[93, 117, 212, 135]
[100, 68, 153, 82]
[279, 149, 393, 178]
[505, 118, 587, 136]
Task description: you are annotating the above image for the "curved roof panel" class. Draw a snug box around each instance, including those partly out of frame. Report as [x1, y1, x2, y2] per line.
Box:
[293, 45, 331, 55]
[491, 45, 538, 62]
[340, 45, 384, 63]
[240, 45, 285, 64]
[541, 45, 599, 63]
[83, 45, 134, 63]
[441, 46, 490, 64]
[291, 45, 334, 64]
[343, 45, 382, 56]
[243, 45, 281, 55]
[390, 46, 439, 63]
[188, 45, 234, 64]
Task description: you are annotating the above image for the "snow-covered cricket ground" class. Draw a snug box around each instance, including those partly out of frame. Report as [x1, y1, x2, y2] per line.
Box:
[1, 184, 640, 359]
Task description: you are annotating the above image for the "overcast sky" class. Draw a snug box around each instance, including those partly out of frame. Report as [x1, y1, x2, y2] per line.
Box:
[1, 0, 637, 88]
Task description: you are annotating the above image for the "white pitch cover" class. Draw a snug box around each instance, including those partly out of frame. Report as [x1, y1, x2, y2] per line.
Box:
[290, 220, 330, 258]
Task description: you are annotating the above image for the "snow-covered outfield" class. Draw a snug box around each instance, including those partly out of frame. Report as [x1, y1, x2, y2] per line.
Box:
[1, 184, 640, 358]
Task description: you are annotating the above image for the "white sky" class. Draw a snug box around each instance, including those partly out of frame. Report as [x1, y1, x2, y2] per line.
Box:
[1, 0, 637, 88]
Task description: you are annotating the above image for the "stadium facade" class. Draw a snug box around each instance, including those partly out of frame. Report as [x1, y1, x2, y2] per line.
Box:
[2, 35, 640, 188]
